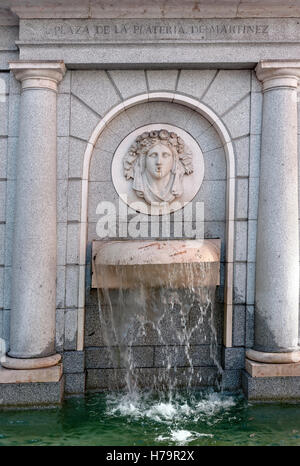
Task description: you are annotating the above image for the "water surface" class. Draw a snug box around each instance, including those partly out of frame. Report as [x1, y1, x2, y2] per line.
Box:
[1, 390, 300, 446]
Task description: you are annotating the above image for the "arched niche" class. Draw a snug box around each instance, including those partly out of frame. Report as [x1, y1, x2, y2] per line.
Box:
[76, 92, 236, 350]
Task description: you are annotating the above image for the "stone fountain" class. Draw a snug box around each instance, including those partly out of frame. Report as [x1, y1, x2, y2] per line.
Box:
[91, 238, 221, 392]
[88, 127, 222, 392]
[92, 239, 221, 289]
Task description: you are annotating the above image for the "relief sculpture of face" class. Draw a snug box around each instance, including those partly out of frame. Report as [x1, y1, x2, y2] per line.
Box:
[114, 125, 204, 215]
[145, 143, 174, 180]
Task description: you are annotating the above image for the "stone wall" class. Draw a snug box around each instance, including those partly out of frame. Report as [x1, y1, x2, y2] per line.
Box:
[0, 63, 264, 394]
[0, 68, 20, 356]
[0, 2, 300, 405]
[55, 68, 254, 392]
[0, 65, 263, 392]
[0, 26, 19, 354]
[2, 35, 297, 393]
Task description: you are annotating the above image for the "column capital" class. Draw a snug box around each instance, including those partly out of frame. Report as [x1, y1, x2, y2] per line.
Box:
[255, 60, 300, 91]
[9, 60, 66, 92]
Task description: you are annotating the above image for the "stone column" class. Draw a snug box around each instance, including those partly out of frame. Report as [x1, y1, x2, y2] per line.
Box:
[248, 60, 300, 364]
[2, 62, 66, 369]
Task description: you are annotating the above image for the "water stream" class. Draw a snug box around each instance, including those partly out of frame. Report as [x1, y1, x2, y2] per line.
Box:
[94, 260, 223, 394]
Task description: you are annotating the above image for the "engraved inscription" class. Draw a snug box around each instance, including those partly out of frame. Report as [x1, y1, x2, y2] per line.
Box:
[20, 18, 300, 44]
[45, 21, 270, 40]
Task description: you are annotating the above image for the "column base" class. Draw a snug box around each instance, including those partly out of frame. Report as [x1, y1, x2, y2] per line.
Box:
[242, 370, 300, 401]
[246, 348, 300, 364]
[246, 358, 300, 377]
[0, 364, 64, 408]
[1, 353, 61, 370]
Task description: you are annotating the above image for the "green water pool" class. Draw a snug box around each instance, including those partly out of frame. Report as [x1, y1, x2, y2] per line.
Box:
[1, 390, 300, 446]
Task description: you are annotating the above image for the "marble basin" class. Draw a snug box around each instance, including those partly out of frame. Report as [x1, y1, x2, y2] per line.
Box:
[92, 239, 221, 289]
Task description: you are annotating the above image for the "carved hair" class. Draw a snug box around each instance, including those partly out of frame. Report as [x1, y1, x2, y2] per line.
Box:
[123, 129, 193, 180]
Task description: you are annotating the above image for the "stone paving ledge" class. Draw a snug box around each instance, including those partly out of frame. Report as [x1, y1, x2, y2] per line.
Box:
[242, 371, 300, 402]
[0, 367, 64, 408]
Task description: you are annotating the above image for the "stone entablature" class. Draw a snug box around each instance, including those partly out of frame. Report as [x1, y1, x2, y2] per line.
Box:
[5, 0, 300, 21]
[19, 18, 300, 43]
[15, 18, 300, 67]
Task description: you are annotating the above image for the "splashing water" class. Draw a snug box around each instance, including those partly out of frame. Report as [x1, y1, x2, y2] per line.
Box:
[157, 430, 213, 445]
[104, 389, 239, 445]
[106, 390, 236, 424]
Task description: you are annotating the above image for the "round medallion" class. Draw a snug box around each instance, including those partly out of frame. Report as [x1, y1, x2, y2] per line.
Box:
[112, 124, 204, 215]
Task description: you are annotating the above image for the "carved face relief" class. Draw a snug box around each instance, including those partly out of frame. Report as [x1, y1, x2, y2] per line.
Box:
[112, 124, 204, 215]
[123, 129, 194, 206]
[146, 143, 173, 180]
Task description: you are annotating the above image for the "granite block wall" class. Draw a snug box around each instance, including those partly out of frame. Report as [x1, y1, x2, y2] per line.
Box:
[0, 69, 19, 357]
[72, 68, 251, 390]
[0, 24, 20, 359]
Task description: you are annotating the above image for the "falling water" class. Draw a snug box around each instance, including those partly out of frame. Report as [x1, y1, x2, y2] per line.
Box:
[94, 259, 223, 396]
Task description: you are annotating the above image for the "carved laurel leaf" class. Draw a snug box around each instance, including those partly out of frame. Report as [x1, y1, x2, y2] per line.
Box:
[179, 151, 194, 174]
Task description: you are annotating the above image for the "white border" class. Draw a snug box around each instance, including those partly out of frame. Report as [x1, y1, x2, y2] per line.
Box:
[76, 92, 235, 350]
